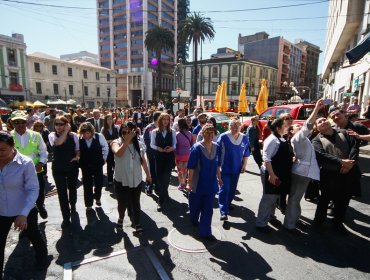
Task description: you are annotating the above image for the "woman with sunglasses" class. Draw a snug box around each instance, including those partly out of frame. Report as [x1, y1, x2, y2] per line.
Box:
[48, 116, 80, 228]
[101, 114, 119, 187]
[111, 122, 151, 234]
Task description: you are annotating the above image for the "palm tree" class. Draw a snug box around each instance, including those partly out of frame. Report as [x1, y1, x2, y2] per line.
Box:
[145, 26, 175, 100]
[179, 12, 215, 103]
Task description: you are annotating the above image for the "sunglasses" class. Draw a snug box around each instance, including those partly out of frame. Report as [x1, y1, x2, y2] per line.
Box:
[55, 122, 66, 126]
[12, 120, 26, 125]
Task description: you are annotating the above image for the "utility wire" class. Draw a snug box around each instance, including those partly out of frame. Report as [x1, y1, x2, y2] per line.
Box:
[0, 0, 329, 13]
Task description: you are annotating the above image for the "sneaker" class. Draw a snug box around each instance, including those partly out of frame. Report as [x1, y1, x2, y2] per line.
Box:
[134, 224, 144, 235]
[38, 207, 48, 219]
[220, 215, 228, 221]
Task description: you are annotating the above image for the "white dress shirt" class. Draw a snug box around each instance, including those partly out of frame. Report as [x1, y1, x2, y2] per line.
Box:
[83, 133, 109, 161]
[150, 128, 177, 150]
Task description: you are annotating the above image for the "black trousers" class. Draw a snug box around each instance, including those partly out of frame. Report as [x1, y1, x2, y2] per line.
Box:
[114, 181, 141, 226]
[81, 167, 104, 207]
[252, 146, 263, 168]
[0, 208, 47, 275]
[314, 172, 352, 225]
[36, 172, 45, 210]
[155, 157, 173, 205]
[52, 168, 79, 221]
[106, 151, 115, 184]
[146, 154, 157, 186]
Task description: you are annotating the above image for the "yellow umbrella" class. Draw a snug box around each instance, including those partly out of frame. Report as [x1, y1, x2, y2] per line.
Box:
[220, 81, 228, 112]
[238, 83, 249, 113]
[214, 85, 222, 112]
[32, 100, 47, 108]
[256, 79, 269, 114]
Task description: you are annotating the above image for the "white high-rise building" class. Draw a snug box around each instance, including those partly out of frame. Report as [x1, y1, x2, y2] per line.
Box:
[322, 0, 370, 113]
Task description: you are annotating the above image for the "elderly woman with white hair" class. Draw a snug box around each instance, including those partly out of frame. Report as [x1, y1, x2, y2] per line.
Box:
[217, 119, 251, 221]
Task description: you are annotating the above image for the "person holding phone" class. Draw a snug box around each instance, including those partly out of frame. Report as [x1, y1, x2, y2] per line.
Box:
[283, 100, 323, 234]
[111, 122, 151, 234]
[48, 116, 80, 228]
[256, 118, 294, 232]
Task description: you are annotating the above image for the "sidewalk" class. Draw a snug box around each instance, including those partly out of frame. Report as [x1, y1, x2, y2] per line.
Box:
[3, 154, 370, 280]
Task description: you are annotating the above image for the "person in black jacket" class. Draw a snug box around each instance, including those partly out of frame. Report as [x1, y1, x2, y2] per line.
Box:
[78, 122, 109, 210]
[48, 116, 80, 228]
[312, 117, 361, 232]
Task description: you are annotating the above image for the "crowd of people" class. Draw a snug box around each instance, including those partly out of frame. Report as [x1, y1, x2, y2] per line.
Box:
[0, 97, 369, 276]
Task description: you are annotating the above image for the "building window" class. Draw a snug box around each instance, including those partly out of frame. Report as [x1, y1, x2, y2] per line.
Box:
[53, 83, 59, 95]
[83, 70, 88, 79]
[69, 85, 74, 95]
[107, 74, 110, 82]
[232, 65, 238, 77]
[131, 58, 143, 64]
[231, 81, 237, 91]
[9, 72, 18, 84]
[84, 86, 88, 96]
[34, 62, 40, 73]
[97, 87, 100, 97]
[211, 82, 218, 92]
[252, 67, 256, 78]
[96, 72, 100, 80]
[212, 67, 218, 78]
[52, 65, 57, 75]
[68, 67, 73, 77]
[36, 82, 42, 94]
[7, 48, 17, 66]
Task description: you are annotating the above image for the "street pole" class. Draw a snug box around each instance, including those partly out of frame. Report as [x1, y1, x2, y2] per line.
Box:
[64, 87, 67, 106]
[81, 80, 85, 107]
[107, 88, 110, 108]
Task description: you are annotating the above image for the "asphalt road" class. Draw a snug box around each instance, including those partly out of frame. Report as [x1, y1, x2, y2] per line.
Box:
[3, 152, 370, 280]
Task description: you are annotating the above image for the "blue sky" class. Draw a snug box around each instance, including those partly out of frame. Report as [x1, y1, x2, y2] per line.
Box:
[0, 0, 329, 72]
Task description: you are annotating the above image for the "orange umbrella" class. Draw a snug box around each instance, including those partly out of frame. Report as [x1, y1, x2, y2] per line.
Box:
[256, 79, 269, 114]
[238, 83, 249, 113]
[214, 85, 222, 112]
[219, 81, 228, 112]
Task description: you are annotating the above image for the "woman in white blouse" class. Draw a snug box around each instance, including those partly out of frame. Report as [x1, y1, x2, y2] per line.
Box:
[283, 99, 323, 234]
[111, 121, 151, 234]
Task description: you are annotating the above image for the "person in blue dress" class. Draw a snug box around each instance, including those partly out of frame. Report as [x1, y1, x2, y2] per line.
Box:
[187, 124, 222, 240]
[218, 119, 251, 221]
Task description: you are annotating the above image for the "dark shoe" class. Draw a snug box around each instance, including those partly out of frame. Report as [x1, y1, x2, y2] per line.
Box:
[38, 207, 48, 219]
[229, 205, 235, 211]
[202, 235, 217, 242]
[35, 255, 52, 271]
[269, 218, 282, 228]
[284, 227, 301, 235]
[95, 200, 102, 207]
[116, 218, 123, 229]
[134, 225, 144, 235]
[220, 215, 228, 221]
[145, 187, 153, 195]
[256, 226, 270, 233]
[157, 204, 162, 212]
[61, 219, 71, 229]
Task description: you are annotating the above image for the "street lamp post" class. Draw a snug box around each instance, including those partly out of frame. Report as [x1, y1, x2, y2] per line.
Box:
[107, 88, 111, 108]
[64, 87, 67, 105]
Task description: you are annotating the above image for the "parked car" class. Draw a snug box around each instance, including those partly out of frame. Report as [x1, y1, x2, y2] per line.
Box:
[202, 112, 235, 133]
[242, 103, 370, 140]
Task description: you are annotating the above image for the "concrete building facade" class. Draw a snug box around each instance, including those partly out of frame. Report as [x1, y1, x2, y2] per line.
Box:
[97, 0, 178, 107]
[322, 0, 370, 114]
[182, 51, 277, 104]
[238, 32, 320, 100]
[0, 33, 28, 103]
[27, 52, 116, 108]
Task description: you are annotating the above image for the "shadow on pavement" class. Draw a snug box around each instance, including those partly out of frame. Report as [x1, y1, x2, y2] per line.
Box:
[55, 208, 123, 267]
[208, 240, 273, 280]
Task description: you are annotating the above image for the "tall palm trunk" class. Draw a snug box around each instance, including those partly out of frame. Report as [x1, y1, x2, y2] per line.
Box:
[157, 50, 162, 100]
[193, 43, 198, 103]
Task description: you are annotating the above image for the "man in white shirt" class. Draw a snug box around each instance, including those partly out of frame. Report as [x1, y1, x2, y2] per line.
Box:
[87, 109, 104, 132]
